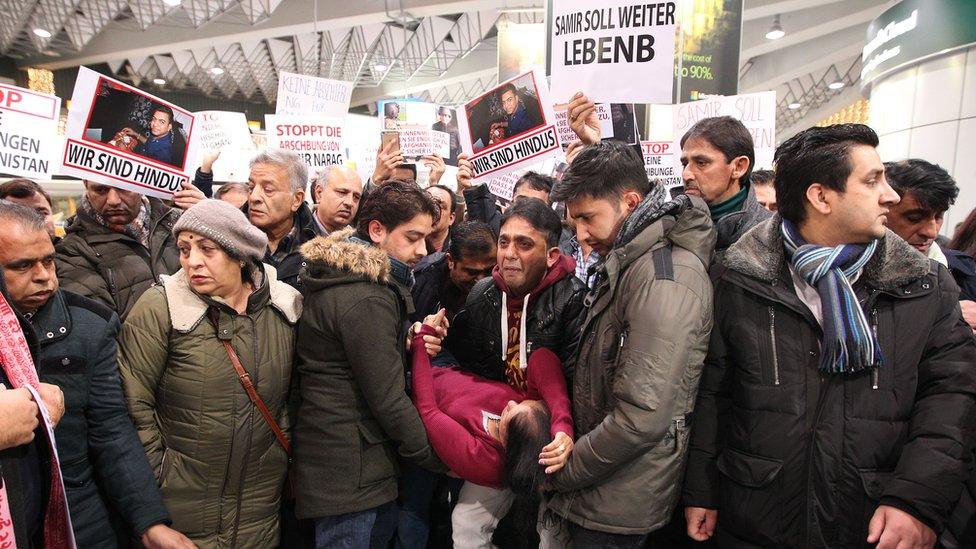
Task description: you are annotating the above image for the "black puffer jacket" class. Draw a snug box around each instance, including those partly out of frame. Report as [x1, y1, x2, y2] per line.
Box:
[683, 216, 976, 548]
[445, 259, 587, 382]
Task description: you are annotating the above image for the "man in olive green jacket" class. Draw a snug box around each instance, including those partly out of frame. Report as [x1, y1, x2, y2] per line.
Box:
[547, 141, 715, 545]
[294, 181, 444, 547]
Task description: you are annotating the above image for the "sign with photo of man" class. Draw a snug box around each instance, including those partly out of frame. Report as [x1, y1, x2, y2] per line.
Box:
[62, 67, 199, 199]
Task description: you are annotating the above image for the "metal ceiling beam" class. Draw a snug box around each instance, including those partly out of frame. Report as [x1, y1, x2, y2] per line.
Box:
[742, 0, 849, 22]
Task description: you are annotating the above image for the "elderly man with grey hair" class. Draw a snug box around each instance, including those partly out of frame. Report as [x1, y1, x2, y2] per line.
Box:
[311, 165, 363, 236]
[244, 148, 321, 290]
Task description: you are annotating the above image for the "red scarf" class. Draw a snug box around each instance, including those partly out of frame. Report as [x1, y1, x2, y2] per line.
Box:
[0, 292, 75, 549]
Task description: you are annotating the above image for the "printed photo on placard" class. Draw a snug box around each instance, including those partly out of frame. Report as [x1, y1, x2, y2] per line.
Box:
[465, 72, 547, 154]
[431, 106, 461, 164]
[82, 78, 193, 170]
[63, 67, 200, 199]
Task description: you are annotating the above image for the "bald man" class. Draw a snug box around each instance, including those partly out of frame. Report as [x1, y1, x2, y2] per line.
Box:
[312, 165, 364, 235]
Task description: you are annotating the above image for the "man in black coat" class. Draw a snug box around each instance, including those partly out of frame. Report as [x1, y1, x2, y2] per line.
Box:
[411, 220, 496, 322]
[0, 201, 190, 548]
[683, 124, 976, 548]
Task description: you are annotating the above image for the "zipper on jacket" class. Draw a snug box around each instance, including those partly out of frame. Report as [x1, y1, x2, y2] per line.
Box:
[870, 308, 880, 390]
[768, 307, 780, 386]
[613, 327, 629, 369]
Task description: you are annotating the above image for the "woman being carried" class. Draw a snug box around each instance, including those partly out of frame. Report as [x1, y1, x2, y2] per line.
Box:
[410, 310, 573, 547]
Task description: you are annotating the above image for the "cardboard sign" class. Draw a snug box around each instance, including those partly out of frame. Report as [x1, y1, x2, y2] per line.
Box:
[265, 114, 344, 179]
[672, 91, 776, 170]
[0, 83, 61, 178]
[457, 69, 562, 183]
[276, 71, 353, 119]
[63, 67, 199, 199]
[196, 111, 255, 182]
[548, 0, 677, 104]
[640, 141, 681, 188]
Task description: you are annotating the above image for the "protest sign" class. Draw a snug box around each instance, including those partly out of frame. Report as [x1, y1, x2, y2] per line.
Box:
[671, 91, 776, 170]
[641, 141, 681, 189]
[398, 129, 450, 159]
[265, 114, 344, 179]
[63, 67, 199, 199]
[196, 111, 255, 181]
[276, 71, 353, 119]
[0, 84, 61, 178]
[457, 69, 561, 183]
[379, 100, 462, 165]
[548, 0, 677, 104]
[553, 102, 613, 146]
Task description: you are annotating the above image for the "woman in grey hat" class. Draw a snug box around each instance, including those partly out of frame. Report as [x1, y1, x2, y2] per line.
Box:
[118, 199, 302, 549]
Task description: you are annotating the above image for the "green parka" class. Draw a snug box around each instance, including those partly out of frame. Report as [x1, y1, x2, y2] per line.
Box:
[119, 265, 301, 548]
[548, 196, 716, 534]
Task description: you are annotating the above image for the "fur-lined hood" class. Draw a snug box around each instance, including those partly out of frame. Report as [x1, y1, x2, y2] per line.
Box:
[724, 214, 932, 291]
[161, 263, 302, 332]
[300, 227, 391, 288]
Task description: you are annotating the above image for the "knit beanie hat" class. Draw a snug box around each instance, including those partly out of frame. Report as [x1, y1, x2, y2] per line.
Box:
[172, 199, 268, 262]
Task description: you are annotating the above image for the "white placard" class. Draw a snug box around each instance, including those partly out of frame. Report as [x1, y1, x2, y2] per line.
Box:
[265, 114, 345, 179]
[672, 91, 776, 170]
[457, 69, 562, 183]
[549, 0, 677, 104]
[63, 67, 199, 199]
[398, 129, 451, 159]
[640, 141, 681, 188]
[553, 102, 614, 146]
[276, 71, 353, 119]
[196, 111, 255, 182]
[0, 84, 61, 178]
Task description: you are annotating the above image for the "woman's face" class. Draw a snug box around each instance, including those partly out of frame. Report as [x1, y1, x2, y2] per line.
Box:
[177, 231, 244, 299]
[498, 399, 545, 445]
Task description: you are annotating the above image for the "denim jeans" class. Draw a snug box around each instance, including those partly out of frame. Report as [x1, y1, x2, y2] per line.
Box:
[314, 501, 398, 549]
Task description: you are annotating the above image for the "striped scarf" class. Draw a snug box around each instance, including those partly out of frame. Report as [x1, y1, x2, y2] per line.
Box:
[781, 220, 883, 374]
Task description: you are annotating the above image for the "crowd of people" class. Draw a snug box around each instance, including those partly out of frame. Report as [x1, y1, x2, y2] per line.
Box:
[0, 88, 975, 549]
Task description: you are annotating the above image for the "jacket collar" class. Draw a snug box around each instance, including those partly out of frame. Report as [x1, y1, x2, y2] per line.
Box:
[714, 183, 773, 250]
[68, 197, 178, 244]
[300, 227, 392, 284]
[724, 214, 932, 291]
[161, 264, 302, 333]
[30, 289, 71, 345]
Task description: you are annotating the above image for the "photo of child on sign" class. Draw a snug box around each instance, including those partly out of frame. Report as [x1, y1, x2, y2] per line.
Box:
[465, 73, 545, 153]
[82, 77, 192, 170]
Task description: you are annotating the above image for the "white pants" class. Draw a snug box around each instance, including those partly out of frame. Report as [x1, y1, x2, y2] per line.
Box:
[451, 482, 514, 549]
[451, 482, 571, 549]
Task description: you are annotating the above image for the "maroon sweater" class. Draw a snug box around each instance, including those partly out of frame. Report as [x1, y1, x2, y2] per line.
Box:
[411, 327, 573, 488]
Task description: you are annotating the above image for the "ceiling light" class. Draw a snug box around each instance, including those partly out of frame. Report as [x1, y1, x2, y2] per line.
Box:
[32, 28, 52, 38]
[153, 78, 166, 85]
[209, 67, 224, 75]
[163, 0, 182, 6]
[788, 102, 801, 110]
[373, 63, 388, 72]
[765, 15, 785, 40]
[828, 81, 845, 90]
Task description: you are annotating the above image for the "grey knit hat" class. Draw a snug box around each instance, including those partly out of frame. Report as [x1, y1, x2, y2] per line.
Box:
[172, 199, 268, 262]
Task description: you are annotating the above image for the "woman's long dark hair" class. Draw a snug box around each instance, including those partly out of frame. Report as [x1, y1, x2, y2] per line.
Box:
[497, 405, 551, 547]
[950, 207, 976, 259]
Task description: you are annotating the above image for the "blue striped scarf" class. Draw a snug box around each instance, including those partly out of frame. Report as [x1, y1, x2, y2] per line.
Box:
[781, 220, 883, 374]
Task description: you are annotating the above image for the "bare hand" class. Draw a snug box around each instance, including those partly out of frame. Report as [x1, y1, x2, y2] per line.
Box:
[0, 387, 39, 449]
[173, 181, 206, 210]
[960, 300, 976, 332]
[568, 93, 600, 145]
[685, 507, 718, 542]
[422, 155, 446, 186]
[565, 141, 586, 165]
[37, 382, 64, 428]
[141, 524, 197, 549]
[200, 150, 221, 174]
[121, 128, 146, 144]
[539, 431, 574, 474]
[456, 154, 473, 191]
[867, 505, 936, 549]
[407, 309, 449, 357]
[373, 138, 404, 184]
